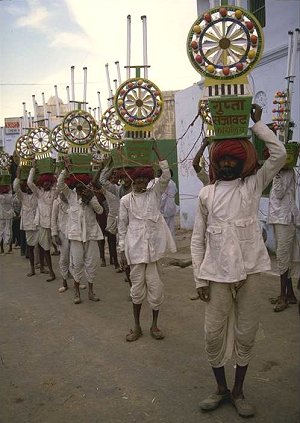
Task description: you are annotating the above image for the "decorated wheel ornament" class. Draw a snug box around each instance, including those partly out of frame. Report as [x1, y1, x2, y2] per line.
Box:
[187, 6, 263, 79]
[15, 135, 34, 159]
[50, 124, 69, 154]
[29, 127, 52, 153]
[115, 78, 163, 127]
[95, 128, 117, 152]
[0, 152, 11, 170]
[62, 110, 97, 145]
[199, 99, 213, 125]
[101, 106, 125, 141]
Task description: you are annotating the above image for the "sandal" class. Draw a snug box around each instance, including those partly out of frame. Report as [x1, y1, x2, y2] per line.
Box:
[274, 300, 288, 312]
[231, 395, 255, 417]
[287, 296, 297, 304]
[150, 328, 165, 340]
[126, 329, 142, 342]
[74, 296, 81, 304]
[58, 286, 68, 293]
[88, 293, 100, 302]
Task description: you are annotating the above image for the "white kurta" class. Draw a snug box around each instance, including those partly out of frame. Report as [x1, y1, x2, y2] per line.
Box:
[13, 178, 38, 231]
[191, 120, 287, 288]
[118, 160, 176, 265]
[57, 170, 104, 242]
[51, 197, 70, 279]
[27, 168, 56, 229]
[0, 192, 13, 244]
[268, 169, 300, 275]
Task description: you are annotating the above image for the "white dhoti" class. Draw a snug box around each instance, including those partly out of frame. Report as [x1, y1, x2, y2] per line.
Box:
[204, 274, 260, 368]
[273, 223, 296, 275]
[164, 216, 176, 240]
[0, 219, 12, 245]
[70, 239, 99, 284]
[130, 262, 164, 310]
[58, 232, 70, 280]
[38, 227, 52, 251]
[25, 230, 39, 247]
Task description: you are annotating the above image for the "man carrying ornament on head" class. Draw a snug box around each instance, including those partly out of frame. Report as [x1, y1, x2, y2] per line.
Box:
[13, 167, 39, 276]
[27, 164, 56, 281]
[118, 143, 176, 342]
[191, 105, 286, 417]
[57, 160, 103, 304]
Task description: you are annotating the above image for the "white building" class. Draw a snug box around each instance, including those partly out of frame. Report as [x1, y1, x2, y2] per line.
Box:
[175, 0, 300, 232]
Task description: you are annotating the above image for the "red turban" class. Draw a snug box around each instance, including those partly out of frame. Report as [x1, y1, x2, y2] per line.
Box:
[118, 168, 134, 179]
[65, 174, 91, 189]
[131, 166, 154, 181]
[36, 173, 56, 187]
[0, 185, 10, 194]
[209, 138, 258, 183]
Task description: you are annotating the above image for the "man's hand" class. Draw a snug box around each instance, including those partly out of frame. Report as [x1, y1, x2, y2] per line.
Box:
[197, 286, 210, 302]
[119, 251, 127, 268]
[251, 104, 262, 123]
[81, 188, 94, 204]
[193, 137, 210, 172]
[152, 140, 163, 161]
[52, 235, 61, 246]
[63, 155, 72, 172]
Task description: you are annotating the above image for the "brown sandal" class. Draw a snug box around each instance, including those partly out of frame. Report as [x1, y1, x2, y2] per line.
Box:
[126, 329, 142, 342]
[274, 300, 288, 312]
[150, 328, 165, 340]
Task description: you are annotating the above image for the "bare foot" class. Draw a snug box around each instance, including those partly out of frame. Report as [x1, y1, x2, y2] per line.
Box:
[27, 271, 36, 277]
[46, 273, 56, 282]
[40, 268, 49, 274]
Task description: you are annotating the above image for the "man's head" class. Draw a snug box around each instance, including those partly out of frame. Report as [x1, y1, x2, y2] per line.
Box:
[119, 170, 132, 189]
[36, 174, 56, 191]
[20, 180, 32, 194]
[131, 166, 154, 193]
[209, 138, 258, 183]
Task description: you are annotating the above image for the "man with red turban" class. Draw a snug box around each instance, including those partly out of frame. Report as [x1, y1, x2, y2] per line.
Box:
[191, 105, 287, 417]
[57, 164, 103, 305]
[118, 145, 176, 342]
[27, 166, 56, 281]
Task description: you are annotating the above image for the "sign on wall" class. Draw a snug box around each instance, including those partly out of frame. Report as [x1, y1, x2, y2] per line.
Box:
[5, 117, 21, 135]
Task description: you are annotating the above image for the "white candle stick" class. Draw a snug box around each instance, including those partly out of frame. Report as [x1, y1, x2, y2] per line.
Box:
[127, 15, 131, 79]
[32, 95, 37, 121]
[47, 111, 51, 129]
[113, 79, 118, 92]
[97, 106, 101, 123]
[54, 85, 60, 117]
[286, 31, 293, 78]
[290, 29, 299, 78]
[115, 61, 122, 85]
[105, 63, 112, 99]
[141, 15, 148, 78]
[83, 67, 87, 110]
[66, 86, 71, 111]
[97, 91, 103, 117]
[71, 66, 75, 106]
[41, 92, 47, 121]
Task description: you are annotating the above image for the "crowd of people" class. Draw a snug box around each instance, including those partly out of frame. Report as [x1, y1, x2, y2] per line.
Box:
[0, 105, 299, 418]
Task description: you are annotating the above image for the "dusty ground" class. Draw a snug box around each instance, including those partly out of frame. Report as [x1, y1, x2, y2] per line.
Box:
[0, 233, 299, 423]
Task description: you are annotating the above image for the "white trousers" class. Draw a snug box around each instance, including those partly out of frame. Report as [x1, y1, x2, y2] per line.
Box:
[38, 227, 51, 251]
[58, 232, 70, 280]
[205, 274, 260, 368]
[164, 216, 176, 240]
[273, 223, 296, 275]
[130, 262, 164, 310]
[25, 230, 39, 247]
[0, 219, 12, 245]
[70, 240, 99, 284]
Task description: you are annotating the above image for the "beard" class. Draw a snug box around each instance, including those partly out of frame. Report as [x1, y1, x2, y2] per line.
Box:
[216, 161, 243, 181]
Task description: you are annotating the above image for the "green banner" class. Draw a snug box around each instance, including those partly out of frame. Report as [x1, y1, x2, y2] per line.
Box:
[209, 96, 252, 139]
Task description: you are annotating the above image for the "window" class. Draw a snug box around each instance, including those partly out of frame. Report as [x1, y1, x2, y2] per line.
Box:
[249, 0, 266, 27]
